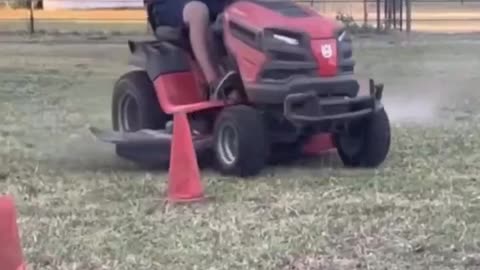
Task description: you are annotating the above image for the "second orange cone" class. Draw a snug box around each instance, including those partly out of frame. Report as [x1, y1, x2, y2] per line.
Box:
[0, 195, 27, 270]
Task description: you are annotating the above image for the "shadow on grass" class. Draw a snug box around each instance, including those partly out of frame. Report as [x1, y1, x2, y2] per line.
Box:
[50, 143, 351, 175]
[41, 131, 382, 185]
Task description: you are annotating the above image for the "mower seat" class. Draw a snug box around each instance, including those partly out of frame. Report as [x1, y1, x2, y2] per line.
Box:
[145, 4, 189, 49]
[153, 26, 191, 51]
[154, 26, 183, 42]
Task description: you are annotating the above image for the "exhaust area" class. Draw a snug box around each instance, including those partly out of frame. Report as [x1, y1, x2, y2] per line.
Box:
[360, 78, 458, 125]
[383, 95, 438, 124]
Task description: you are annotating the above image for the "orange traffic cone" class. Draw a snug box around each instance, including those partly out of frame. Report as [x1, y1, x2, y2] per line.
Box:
[166, 112, 205, 203]
[0, 195, 27, 270]
[303, 133, 335, 155]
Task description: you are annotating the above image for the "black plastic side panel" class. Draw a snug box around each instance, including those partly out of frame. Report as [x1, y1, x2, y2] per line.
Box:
[337, 39, 355, 74]
[228, 21, 261, 49]
[128, 40, 191, 80]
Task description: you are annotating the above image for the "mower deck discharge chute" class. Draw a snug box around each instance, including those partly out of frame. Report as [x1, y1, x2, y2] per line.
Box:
[90, 0, 391, 179]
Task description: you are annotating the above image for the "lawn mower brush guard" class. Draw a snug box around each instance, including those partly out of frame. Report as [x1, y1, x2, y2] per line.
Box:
[284, 79, 384, 123]
[89, 0, 391, 178]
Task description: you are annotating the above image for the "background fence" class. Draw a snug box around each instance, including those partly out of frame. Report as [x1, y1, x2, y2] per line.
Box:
[0, 0, 479, 35]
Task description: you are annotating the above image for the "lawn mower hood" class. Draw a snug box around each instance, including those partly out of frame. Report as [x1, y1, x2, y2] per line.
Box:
[222, 0, 352, 84]
[221, 0, 380, 124]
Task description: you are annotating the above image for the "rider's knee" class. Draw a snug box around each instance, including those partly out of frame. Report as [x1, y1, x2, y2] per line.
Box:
[183, 1, 210, 25]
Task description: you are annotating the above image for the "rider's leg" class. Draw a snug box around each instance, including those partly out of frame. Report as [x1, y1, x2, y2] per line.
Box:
[183, 1, 238, 99]
[183, 1, 220, 85]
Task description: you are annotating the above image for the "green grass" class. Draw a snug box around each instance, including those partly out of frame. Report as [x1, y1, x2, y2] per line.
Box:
[2, 33, 480, 269]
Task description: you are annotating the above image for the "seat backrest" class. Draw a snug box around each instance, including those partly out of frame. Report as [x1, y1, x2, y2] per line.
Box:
[145, 3, 157, 31]
[144, 2, 189, 48]
[154, 26, 184, 42]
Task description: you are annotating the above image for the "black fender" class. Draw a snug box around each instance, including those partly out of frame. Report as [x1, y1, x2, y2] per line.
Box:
[127, 40, 191, 81]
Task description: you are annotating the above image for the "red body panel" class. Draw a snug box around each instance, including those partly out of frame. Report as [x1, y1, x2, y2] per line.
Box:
[154, 72, 225, 114]
[222, 18, 266, 84]
[303, 133, 336, 155]
[224, 1, 339, 39]
[311, 39, 338, 77]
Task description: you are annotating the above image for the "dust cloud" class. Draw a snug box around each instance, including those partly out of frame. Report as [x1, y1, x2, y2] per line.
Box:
[383, 96, 438, 124]
[361, 78, 458, 125]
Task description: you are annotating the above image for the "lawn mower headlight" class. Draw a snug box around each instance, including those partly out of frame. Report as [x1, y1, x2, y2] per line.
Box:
[336, 27, 350, 42]
[272, 34, 300, 46]
[337, 30, 346, 41]
[263, 29, 303, 47]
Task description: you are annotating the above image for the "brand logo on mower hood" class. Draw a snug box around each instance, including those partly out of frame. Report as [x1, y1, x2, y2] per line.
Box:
[321, 44, 333, 58]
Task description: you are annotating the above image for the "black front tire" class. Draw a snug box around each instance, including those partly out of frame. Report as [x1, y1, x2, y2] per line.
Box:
[213, 105, 269, 177]
[334, 107, 391, 167]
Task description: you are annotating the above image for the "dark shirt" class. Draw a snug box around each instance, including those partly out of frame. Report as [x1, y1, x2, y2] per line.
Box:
[144, 0, 228, 4]
[144, 0, 229, 16]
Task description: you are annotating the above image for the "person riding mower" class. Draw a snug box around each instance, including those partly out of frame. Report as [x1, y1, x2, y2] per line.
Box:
[90, 0, 391, 177]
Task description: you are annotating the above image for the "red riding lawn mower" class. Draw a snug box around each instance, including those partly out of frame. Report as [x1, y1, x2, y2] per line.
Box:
[90, 0, 391, 177]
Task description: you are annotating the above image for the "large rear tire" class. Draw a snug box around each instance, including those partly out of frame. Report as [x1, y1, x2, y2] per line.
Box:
[334, 107, 391, 167]
[112, 70, 170, 167]
[112, 70, 168, 132]
[213, 105, 269, 177]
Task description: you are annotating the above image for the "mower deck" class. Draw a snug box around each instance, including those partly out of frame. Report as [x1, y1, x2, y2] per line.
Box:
[89, 127, 212, 151]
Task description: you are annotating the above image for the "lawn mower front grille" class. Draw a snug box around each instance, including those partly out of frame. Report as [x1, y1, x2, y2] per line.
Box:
[341, 65, 354, 73]
[229, 21, 259, 49]
[269, 51, 307, 62]
[260, 68, 316, 81]
[259, 59, 318, 81]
